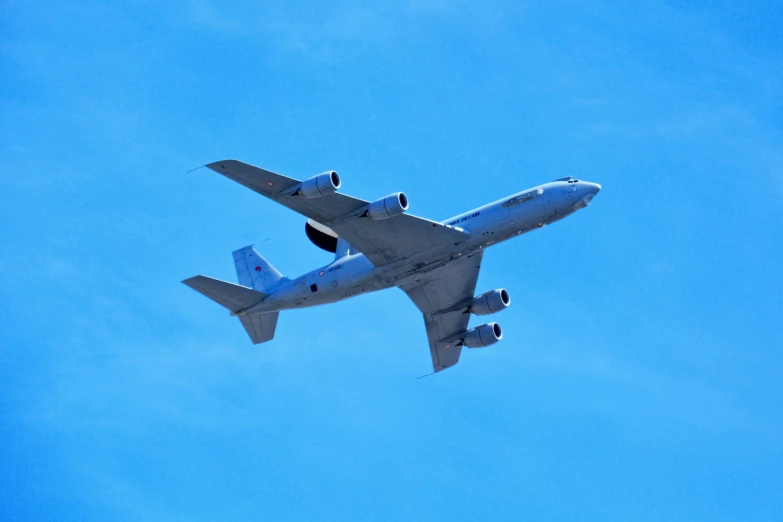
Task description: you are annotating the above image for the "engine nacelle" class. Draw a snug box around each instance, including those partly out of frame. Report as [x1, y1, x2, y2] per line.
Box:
[299, 171, 341, 198]
[367, 192, 409, 220]
[470, 289, 511, 316]
[462, 322, 502, 348]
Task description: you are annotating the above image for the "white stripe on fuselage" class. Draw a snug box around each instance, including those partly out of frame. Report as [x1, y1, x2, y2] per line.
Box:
[242, 180, 596, 313]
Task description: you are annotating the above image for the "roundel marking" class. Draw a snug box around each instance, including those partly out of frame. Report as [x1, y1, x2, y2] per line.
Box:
[255, 266, 262, 272]
[445, 344, 451, 348]
[266, 181, 273, 187]
[319, 270, 325, 276]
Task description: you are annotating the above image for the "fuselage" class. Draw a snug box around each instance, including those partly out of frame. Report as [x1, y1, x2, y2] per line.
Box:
[244, 178, 601, 314]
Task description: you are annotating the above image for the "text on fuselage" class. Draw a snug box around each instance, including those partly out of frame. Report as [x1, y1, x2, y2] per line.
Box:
[447, 212, 480, 226]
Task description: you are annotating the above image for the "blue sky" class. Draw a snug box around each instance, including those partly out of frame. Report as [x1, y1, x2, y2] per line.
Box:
[2, 1, 782, 520]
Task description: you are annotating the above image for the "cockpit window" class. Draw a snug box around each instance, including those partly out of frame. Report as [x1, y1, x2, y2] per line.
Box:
[502, 188, 543, 208]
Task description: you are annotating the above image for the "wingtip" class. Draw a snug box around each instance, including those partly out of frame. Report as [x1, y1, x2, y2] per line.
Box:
[204, 159, 239, 172]
[182, 276, 202, 286]
[186, 159, 238, 174]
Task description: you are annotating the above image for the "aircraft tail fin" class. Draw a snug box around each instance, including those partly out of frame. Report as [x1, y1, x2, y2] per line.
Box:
[335, 238, 352, 260]
[182, 275, 267, 313]
[232, 246, 287, 292]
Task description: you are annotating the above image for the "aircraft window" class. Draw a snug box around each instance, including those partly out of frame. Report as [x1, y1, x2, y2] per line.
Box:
[502, 188, 543, 208]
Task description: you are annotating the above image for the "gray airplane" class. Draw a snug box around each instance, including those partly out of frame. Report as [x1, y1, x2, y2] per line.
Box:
[184, 160, 601, 372]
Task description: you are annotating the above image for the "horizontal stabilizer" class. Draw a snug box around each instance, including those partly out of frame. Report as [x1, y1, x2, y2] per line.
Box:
[182, 275, 266, 313]
[238, 312, 280, 344]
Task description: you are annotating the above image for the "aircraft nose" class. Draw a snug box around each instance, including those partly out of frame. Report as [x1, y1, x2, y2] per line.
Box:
[571, 182, 601, 210]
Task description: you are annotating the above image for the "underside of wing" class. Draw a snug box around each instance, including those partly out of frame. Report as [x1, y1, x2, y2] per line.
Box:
[400, 251, 484, 372]
[205, 160, 469, 266]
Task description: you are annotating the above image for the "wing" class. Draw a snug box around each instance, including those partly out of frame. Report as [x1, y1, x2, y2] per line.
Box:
[399, 251, 484, 372]
[205, 160, 469, 266]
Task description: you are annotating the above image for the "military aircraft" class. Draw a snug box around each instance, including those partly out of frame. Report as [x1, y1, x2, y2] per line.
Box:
[184, 160, 601, 372]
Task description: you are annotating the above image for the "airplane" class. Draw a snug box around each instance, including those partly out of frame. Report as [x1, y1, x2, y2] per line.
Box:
[183, 160, 601, 372]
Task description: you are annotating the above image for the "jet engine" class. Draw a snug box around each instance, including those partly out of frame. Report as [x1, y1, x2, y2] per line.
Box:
[462, 322, 502, 348]
[299, 171, 341, 198]
[470, 289, 511, 316]
[367, 192, 409, 220]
